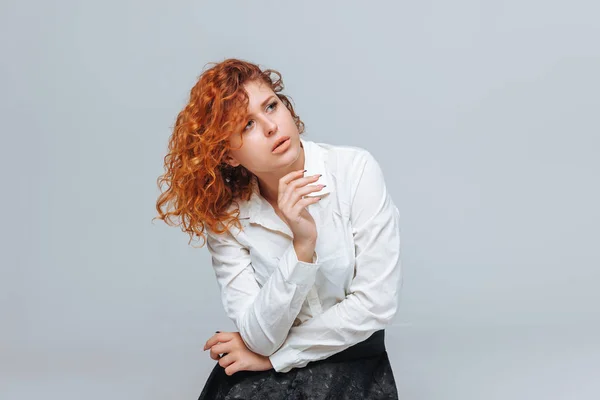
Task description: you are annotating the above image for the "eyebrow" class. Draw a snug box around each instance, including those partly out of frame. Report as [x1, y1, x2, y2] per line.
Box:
[246, 95, 276, 117]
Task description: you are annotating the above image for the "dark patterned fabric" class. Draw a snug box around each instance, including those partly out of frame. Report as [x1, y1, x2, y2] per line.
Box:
[198, 330, 398, 400]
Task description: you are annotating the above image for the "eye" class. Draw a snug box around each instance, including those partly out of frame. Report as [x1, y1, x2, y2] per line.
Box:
[266, 100, 278, 112]
[243, 100, 278, 132]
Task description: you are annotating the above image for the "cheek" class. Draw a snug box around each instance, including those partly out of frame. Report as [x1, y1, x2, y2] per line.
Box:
[283, 108, 295, 121]
[233, 141, 268, 168]
[281, 113, 298, 131]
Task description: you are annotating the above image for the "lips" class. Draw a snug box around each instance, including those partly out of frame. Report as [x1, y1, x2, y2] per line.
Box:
[272, 137, 290, 151]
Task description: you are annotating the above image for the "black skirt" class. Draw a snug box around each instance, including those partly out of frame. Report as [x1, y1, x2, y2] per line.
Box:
[198, 330, 398, 400]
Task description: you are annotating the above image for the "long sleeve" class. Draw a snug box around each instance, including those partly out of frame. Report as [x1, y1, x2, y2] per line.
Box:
[207, 229, 320, 356]
[268, 150, 402, 373]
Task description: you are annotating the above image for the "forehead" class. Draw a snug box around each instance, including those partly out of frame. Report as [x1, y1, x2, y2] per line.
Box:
[243, 80, 274, 104]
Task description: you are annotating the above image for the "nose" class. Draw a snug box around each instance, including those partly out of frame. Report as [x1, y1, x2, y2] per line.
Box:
[261, 115, 278, 136]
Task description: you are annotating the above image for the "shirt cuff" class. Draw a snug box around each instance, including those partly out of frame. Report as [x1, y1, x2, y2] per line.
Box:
[280, 243, 320, 286]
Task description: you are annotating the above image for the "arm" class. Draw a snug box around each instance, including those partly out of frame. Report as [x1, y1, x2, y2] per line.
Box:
[206, 228, 320, 357]
[268, 150, 402, 373]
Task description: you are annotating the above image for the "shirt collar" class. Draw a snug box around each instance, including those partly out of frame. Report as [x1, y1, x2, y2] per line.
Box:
[233, 137, 332, 225]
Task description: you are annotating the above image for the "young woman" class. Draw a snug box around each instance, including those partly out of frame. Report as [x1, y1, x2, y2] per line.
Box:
[155, 58, 402, 399]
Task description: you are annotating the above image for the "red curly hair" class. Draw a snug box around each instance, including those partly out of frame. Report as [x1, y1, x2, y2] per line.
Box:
[154, 58, 305, 247]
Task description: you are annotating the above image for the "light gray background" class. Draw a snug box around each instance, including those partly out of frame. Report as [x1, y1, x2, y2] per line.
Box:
[1, 0, 598, 399]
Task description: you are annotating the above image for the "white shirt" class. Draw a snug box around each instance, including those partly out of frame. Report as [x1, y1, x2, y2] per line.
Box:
[206, 138, 402, 373]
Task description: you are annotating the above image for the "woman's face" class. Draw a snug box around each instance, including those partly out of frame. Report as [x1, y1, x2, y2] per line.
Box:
[225, 79, 302, 174]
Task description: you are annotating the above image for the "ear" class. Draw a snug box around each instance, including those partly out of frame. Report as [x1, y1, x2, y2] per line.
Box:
[223, 153, 241, 168]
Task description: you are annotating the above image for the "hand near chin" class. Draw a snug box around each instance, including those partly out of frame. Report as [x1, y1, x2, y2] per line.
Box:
[278, 169, 323, 243]
[203, 331, 273, 376]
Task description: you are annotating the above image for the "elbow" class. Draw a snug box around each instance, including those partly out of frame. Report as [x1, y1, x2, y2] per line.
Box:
[237, 325, 281, 356]
[374, 295, 399, 325]
[382, 303, 398, 325]
[248, 344, 273, 357]
[249, 339, 276, 357]
[242, 336, 279, 357]
[233, 297, 296, 356]
[234, 306, 285, 356]
[353, 289, 399, 327]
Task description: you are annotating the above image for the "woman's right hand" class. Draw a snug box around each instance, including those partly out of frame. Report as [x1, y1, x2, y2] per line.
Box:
[278, 169, 324, 252]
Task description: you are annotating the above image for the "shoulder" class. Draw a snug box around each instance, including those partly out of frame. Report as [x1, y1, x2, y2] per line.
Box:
[309, 140, 387, 209]
[312, 140, 375, 172]
[313, 141, 382, 186]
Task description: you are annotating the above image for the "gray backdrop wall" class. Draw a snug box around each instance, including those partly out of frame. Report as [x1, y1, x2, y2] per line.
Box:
[1, 0, 598, 399]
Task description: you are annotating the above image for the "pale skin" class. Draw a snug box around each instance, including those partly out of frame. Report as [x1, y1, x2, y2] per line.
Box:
[203, 331, 272, 376]
[204, 79, 323, 375]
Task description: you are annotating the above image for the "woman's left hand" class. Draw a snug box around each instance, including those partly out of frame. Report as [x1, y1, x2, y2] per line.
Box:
[203, 331, 273, 376]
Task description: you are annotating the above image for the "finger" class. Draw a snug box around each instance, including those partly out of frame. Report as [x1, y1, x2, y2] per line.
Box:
[287, 184, 325, 207]
[285, 174, 321, 193]
[278, 171, 305, 203]
[224, 361, 240, 376]
[209, 343, 230, 360]
[280, 175, 321, 207]
[278, 171, 319, 200]
[278, 169, 307, 190]
[292, 196, 322, 214]
[204, 334, 220, 351]
[204, 332, 233, 351]
[218, 353, 235, 369]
